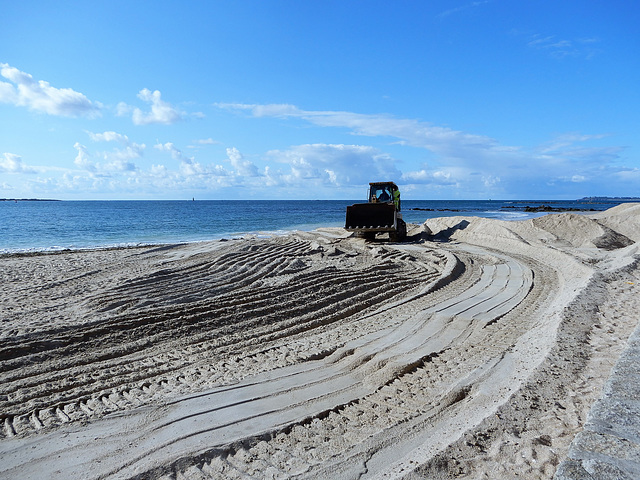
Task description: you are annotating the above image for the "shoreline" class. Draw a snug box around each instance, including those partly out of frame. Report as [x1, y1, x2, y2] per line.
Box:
[1, 204, 639, 478]
[2, 199, 626, 256]
[0, 209, 598, 256]
[0, 230, 304, 257]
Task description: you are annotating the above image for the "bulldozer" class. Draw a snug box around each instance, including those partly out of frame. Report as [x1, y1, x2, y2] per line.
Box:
[345, 182, 407, 241]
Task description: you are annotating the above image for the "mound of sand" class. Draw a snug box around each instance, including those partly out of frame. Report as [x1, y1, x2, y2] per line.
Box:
[589, 202, 640, 243]
[425, 207, 635, 251]
[532, 212, 634, 250]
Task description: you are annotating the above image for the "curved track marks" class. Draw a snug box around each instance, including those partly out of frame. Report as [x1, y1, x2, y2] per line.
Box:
[0, 237, 442, 439]
[0, 238, 537, 480]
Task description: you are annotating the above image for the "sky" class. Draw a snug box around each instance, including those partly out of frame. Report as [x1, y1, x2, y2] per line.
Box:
[1, 0, 639, 200]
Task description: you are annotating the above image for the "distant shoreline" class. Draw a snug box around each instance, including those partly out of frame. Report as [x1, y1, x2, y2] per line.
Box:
[411, 205, 601, 213]
[577, 197, 640, 203]
[1, 198, 61, 202]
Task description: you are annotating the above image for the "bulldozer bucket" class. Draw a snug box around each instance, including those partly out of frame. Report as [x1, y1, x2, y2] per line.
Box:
[345, 203, 396, 231]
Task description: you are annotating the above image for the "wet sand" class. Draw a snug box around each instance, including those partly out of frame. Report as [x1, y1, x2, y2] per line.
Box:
[1, 204, 639, 479]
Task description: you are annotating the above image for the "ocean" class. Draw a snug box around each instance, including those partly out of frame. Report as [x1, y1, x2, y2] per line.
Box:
[0, 199, 624, 254]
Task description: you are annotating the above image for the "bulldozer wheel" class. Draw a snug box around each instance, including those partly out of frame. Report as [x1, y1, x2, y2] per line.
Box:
[391, 220, 407, 242]
[400, 219, 407, 240]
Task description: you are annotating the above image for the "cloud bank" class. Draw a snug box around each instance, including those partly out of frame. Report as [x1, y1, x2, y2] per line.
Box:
[0, 63, 101, 118]
[2, 96, 631, 199]
[218, 102, 629, 197]
[1, 153, 36, 174]
[266, 144, 400, 187]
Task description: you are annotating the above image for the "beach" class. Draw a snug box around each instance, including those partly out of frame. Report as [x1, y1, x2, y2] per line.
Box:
[1, 203, 639, 479]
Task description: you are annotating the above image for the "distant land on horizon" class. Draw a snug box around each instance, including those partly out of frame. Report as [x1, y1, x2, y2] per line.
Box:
[1, 198, 62, 202]
[577, 196, 640, 202]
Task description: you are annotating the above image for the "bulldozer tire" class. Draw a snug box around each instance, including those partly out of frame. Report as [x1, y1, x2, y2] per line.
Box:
[391, 220, 407, 242]
[400, 219, 407, 240]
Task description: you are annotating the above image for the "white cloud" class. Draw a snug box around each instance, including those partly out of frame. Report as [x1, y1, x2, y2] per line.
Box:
[437, 1, 490, 19]
[526, 34, 601, 59]
[104, 158, 139, 173]
[536, 134, 624, 172]
[1, 152, 36, 173]
[538, 133, 609, 154]
[85, 131, 145, 172]
[252, 103, 303, 117]
[0, 81, 15, 101]
[74, 143, 96, 172]
[325, 169, 337, 184]
[111, 144, 146, 161]
[194, 138, 220, 145]
[401, 168, 455, 185]
[150, 164, 168, 176]
[0, 63, 101, 117]
[482, 175, 501, 188]
[147, 141, 401, 194]
[218, 103, 499, 162]
[74, 139, 142, 175]
[187, 138, 221, 149]
[88, 131, 131, 144]
[401, 169, 430, 182]
[216, 103, 303, 118]
[155, 142, 229, 178]
[226, 147, 259, 177]
[116, 101, 133, 117]
[121, 88, 184, 125]
[155, 142, 188, 161]
[615, 168, 640, 181]
[266, 144, 400, 186]
[179, 158, 207, 176]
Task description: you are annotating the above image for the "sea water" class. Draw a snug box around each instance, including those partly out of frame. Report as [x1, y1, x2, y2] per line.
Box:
[0, 199, 620, 254]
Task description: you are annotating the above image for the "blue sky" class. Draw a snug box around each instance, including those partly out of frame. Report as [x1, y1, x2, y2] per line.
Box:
[1, 1, 638, 200]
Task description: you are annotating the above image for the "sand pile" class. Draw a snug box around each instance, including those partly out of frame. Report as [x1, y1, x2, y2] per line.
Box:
[532, 213, 634, 250]
[425, 207, 635, 251]
[0, 204, 639, 479]
[590, 202, 640, 243]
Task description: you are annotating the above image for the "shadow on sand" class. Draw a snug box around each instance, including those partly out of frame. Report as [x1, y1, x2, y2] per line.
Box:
[428, 220, 470, 243]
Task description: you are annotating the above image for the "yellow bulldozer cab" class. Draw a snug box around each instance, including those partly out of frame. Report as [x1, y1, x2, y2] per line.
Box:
[369, 182, 400, 210]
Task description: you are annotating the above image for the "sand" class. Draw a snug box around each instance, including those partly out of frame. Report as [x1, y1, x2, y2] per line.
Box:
[1, 204, 639, 479]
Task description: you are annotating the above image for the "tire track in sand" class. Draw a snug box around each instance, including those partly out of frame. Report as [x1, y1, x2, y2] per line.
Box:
[0, 239, 537, 479]
[0, 236, 444, 439]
